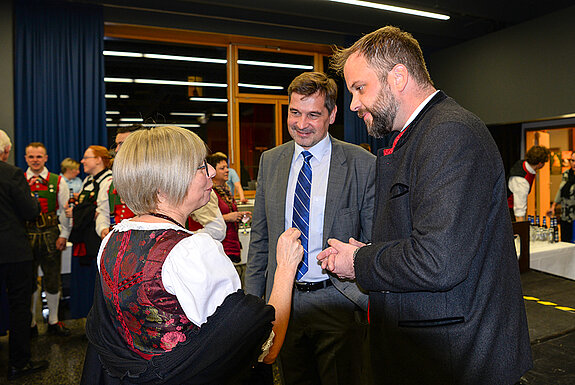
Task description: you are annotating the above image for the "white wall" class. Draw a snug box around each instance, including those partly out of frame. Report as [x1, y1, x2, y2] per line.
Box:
[429, 5, 575, 125]
[0, 0, 14, 164]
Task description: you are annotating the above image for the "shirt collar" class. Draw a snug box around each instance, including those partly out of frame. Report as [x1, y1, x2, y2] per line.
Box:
[401, 90, 440, 132]
[294, 134, 331, 162]
[26, 167, 48, 179]
[525, 161, 536, 174]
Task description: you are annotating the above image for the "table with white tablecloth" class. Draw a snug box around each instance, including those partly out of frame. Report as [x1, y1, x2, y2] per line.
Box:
[530, 241, 575, 280]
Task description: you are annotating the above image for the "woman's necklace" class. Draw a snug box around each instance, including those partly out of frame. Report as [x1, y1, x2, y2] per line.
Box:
[148, 212, 185, 229]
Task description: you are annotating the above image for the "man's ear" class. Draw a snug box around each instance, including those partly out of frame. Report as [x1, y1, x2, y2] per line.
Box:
[389, 64, 408, 92]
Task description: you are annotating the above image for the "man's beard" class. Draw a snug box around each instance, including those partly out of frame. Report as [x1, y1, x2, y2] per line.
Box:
[363, 86, 399, 138]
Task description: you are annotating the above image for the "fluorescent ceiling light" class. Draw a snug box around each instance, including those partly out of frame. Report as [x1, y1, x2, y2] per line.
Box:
[237, 60, 313, 70]
[105, 94, 117, 98]
[103, 50, 143, 57]
[328, 0, 449, 20]
[143, 53, 226, 64]
[238, 83, 283, 90]
[134, 79, 227, 87]
[104, 77, 133, 83]
[103, 50, 226, 64]
[105, 77, 226, 87]
[106, 118, 112, 122]
[190, 97, 228, 102]
[106, 111, 120, 115]
[212, 113, 228, 117]
[120, 95, 130, 99]
[142, 123, 201, 128]
[120, 118, 144, 122]
[170, 112, 206, 117]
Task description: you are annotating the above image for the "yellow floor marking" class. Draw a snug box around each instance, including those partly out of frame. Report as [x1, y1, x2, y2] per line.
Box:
[524, 296, 575, 313]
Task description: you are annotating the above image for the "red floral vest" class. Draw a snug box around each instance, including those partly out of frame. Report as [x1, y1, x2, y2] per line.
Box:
[99, 228, 196, 359]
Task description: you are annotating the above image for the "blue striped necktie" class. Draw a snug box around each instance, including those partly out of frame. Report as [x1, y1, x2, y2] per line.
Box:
[293, 151, 313, 280]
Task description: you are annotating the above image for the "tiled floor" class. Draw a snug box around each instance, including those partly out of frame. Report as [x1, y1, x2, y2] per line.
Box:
[1, 270, 574, 384]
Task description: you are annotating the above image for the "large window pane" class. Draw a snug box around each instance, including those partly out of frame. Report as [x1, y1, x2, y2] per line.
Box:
[104, 39, 228, 152]
[239, 103, 276, 188]
[238, 49, 314, 96]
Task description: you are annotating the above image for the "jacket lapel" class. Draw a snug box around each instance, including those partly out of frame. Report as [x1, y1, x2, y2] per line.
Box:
[323, 138, 346, 247]
[273, 143, 294, 236]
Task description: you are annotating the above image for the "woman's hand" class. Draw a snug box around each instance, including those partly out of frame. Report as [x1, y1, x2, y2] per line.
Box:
[65, 206, 73, 218]
[222, 211, 243, 223]
[276, 227, 303, 271]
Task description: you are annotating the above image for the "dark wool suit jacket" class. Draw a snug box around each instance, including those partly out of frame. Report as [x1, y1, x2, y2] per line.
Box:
[355, 91, 532, 384]
[0, 161, 40, 264]
[244, 136, 375, 310]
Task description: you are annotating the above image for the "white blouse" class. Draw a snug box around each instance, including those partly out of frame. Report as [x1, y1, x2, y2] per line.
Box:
[97, 219, 241, 326]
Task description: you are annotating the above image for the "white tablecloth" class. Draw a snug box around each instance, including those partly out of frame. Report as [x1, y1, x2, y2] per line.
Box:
[530, 241, 575, 280]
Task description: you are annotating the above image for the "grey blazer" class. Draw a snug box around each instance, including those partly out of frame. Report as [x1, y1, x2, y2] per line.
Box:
[244, 136, 376, 310]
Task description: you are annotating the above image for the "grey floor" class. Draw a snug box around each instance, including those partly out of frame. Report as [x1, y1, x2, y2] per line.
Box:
[1, 270, 574, 384]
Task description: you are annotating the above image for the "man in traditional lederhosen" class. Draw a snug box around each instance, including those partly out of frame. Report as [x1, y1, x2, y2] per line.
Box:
[25, 142, 72, 336]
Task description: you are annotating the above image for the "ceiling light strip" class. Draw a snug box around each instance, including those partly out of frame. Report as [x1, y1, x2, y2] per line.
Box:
[190, 97, 228, 102]
[328, 0, 450, 20]
[237, 60, 313, 70]
[238, 83, 283, 90]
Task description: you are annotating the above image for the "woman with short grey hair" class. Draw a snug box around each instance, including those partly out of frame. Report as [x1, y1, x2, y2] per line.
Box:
[81, 126, 303, 384]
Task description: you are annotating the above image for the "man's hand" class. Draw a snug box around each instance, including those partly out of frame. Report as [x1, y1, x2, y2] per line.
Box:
[101, 227, 110, 239]
[55, 237, 68, 251]
[316, 237, 361, 280]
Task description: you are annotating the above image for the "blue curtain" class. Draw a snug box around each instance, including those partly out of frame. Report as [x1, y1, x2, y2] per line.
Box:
[342, 86, 388, 155]
[14, 0, 106, 172]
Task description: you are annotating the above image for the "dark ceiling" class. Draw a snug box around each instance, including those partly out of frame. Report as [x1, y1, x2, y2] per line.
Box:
[94, 0, 575, 54]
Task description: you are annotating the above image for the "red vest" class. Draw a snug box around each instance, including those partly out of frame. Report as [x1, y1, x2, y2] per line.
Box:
[108, 181, 135, 225]
[28, 171, 60, 213]
[100, 228, 196, 359]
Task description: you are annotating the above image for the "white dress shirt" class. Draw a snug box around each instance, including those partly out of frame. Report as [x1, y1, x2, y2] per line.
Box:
[402, 90, 440, 131]
[285, 135, 331, 283]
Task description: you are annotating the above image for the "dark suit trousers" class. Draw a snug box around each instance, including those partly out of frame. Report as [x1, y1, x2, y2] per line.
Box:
[278, 284, 369, 385]
[0, 260, 35, 368]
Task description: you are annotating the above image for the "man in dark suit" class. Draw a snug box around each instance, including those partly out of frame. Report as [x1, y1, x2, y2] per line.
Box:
[0, 129, 48, 380]
[319, 26, 533, 384]
[244, 72, 375, 385]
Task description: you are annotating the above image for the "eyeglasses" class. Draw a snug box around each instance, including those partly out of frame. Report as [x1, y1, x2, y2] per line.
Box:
[82, 156, 97, 160]
[197, 159, 209, 177]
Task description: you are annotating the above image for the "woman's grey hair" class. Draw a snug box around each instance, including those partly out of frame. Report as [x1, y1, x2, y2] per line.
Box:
[0, 129, 11, 153]
[113, 126, 207, 215]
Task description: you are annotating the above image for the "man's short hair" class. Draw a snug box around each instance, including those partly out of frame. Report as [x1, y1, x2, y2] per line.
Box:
[287, 72, 338, 114]
[0, 129, 11, 153]
[525, 146, 550, 165]
[113, 126, 207, 215]
[330, 25, 433, 88]
[60, 157, 80, 173]
[26, 142, 47, 153]
[117, 124, 144, 135]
